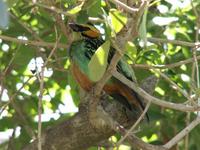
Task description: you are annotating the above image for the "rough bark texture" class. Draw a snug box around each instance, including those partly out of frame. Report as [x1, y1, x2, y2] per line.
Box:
[23, 76, 157, 150]
[23, 98, 136, 150]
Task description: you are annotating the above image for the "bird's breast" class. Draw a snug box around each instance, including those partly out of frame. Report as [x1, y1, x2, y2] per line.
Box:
[71, 62, 118, 93]
[71, 62, 93, 91]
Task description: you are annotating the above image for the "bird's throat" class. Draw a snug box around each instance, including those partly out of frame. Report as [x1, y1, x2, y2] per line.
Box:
[72, 32, 83, 41]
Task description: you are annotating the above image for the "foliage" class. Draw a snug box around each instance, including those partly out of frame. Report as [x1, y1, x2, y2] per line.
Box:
[88, 40, 110, 82]
[0, 0, 200, 150]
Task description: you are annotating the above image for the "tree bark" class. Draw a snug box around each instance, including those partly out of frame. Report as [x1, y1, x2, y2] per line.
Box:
[23, 99, 135, 150]
[23, 76, 157, 150]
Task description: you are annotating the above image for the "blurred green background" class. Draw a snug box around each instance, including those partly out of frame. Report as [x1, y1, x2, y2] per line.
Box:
[0, 0, 200, 150]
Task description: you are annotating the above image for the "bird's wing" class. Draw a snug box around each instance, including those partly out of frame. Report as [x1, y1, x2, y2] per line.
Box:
[108, 47, 137, 82]
[116, 58, 137, 82]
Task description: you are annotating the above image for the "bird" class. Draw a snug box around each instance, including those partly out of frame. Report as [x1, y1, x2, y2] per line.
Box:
[68, 22, 148, 120]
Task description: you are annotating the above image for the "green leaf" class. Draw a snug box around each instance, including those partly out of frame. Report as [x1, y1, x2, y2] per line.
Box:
[67, 3, 83, 15]
[67, 73, 80, 106]
[76, 10, 89, 24]
[125, 41, 137, 58]
[182, 47, 191, 58]
[13, 45, 35, 72]
[87, 0, 101, 17]
[139, 6, 148, 46]
[109, 9, 127, 33]
[88, 40, 110, 82]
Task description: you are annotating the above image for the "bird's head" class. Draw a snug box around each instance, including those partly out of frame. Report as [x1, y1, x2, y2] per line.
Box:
[69, 23, 101, 39]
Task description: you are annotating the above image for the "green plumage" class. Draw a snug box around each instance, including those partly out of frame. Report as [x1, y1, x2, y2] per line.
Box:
[69, 23, 149, 121]
[69, 38, 137, 83]
[69, 40, 91, 75]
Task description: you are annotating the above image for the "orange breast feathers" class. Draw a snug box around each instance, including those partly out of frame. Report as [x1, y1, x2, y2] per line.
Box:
[71, 63, 93, 91]
[83, 30, 100, 38]
[71, 63, 141, 110]
[71, 62, 118, 93]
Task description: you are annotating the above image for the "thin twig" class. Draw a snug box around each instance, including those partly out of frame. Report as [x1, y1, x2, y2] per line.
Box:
[147, 37, 200, 47]
[155, 69, 191, 100]
[37, 26, 59, 150]
[114, 122, 167, 150]
[109, 0, 139, 13]
[0, 84, 4, 103]
[9, 12, 43, 41]
[164, 117, 200, 149]
[117, 101, 151, 146]
[190, 0, 200, 42]
[191, 0, 200, 117]
[133, 55, 200, 69]
[2, 45, 21, 76]
[0, 35, 67, 49]
[0, 76, 34, 116]
[0, 42, 36, 139]
[184, 112, 190, 150]
[184, 1, 200, 148]
[184, 59, 194, 148]
[0, 44, 21, 102]
[135, 63, 192, 100]
[88, 17, 104, 23]
[37, 67, 44, 150]
[1, 78, 36, 137]
[11, 97, 36, 138]
[35, 2, 75, 17]
[35, 2, 104, 23]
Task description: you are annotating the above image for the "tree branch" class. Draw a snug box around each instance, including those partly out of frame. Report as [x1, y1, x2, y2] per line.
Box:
[114, 123, 167, 150]
[22, 96, 137, 150]
[22, 75, 158, 150]
[117, 101, 151, 146]
[109, 0, 140, 13]
[113, 70, 200, 112]
[147, 37, 200, 47]
[0, 35, 67, 49]
[133, 55, 200, 69]
[164, 117, 200, 149]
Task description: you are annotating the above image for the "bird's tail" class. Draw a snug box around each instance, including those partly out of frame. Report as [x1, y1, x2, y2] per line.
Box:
[131, 91, 150, 122]
[110, 86, 149, 122]
[116, 83, 150, 122]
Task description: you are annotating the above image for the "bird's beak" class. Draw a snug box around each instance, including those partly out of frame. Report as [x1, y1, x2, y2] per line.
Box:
[68, 23, 81, 32]
[68, 22, 100, 38]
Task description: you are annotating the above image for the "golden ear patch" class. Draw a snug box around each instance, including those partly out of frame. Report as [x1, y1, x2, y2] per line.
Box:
[83, 29, 100, 38]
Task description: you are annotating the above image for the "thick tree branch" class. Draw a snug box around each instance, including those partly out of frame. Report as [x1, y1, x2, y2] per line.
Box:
[113, 71, 200, 112]
[22, 96, 137, 150]
[22, 75, 158, 150]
